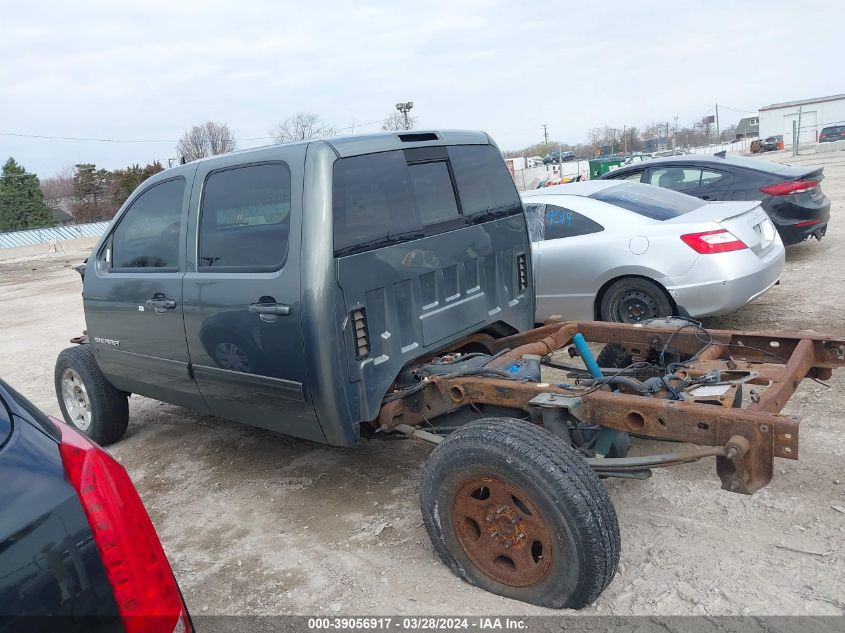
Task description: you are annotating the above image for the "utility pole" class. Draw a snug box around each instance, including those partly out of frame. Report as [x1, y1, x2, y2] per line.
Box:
[672, 116, 678, 153]
[542, 124, 549, 147]
[623, 125, 627, 155]
[558, 142, 563, 178]
[715, 103, 720, 142]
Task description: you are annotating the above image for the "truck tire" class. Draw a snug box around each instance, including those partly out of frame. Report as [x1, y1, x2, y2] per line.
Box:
[420, 417, 620, 609]
[55, 345, 129, 445]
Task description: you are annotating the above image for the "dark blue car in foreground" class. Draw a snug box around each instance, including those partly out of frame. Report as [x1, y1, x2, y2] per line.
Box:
[0, 380, 190, 633]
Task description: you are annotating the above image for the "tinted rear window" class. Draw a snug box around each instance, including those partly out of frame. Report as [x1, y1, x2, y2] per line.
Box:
[589, 182, 703, 220]
[332, 145, 521, 256]
[447, 144, 522, 218]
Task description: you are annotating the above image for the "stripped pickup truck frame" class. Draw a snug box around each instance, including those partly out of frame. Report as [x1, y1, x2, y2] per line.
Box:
[381, 319, 845, 496]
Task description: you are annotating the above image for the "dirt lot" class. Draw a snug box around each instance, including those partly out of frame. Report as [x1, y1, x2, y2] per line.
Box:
[2, 149, 844, 617]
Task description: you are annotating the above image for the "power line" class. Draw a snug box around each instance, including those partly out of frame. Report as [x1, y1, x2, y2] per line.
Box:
[0, 131, 178, 143]
[718, 104, 758, 114]
[0, 116, 392, 145]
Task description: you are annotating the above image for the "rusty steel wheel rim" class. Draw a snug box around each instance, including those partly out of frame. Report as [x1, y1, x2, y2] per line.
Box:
[451, 476, 553, 587]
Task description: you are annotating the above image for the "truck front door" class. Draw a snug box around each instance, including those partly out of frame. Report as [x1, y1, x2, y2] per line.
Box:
[84, 172, 208, 411]
[182, 152, 321, 441]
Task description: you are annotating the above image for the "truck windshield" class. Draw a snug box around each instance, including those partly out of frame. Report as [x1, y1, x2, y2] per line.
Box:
[332, 144, 522, 256]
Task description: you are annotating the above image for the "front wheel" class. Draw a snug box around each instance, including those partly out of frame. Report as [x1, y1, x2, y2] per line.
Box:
[420, 418, 620, 609]
[599, 278, 673, 323]
[55, 345, 129, 445]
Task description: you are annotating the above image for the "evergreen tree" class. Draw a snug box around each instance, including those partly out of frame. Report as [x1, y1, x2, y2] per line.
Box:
[71, 163, 114, 222]
[111, 161, 164, 204]
[0, 158, 55, 231]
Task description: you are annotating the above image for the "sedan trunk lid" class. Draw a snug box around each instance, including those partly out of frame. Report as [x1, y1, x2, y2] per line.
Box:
[666, 201, 775, 256]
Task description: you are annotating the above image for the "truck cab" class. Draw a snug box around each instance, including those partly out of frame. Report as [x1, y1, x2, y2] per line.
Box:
[63, 131, 533, 446]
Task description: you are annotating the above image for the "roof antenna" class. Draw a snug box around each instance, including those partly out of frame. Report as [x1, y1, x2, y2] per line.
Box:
[180, 156, 187, 165]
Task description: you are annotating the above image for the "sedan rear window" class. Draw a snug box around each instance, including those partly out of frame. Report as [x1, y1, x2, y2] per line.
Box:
[589, 182, 704, 221]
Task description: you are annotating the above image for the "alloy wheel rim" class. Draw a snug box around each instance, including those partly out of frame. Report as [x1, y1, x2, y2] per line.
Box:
[61, 368, 92, 431]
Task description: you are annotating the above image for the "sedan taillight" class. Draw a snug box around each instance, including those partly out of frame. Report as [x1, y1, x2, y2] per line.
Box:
[57, 421, 189, 633]
[680, 229, 747, 254]
[759, 180, 819, 196]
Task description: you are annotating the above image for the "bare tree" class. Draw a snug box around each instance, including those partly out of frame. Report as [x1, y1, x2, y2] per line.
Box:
[621, 126, 641, 152]
[381, 111, 417, 132]
[40, 166, 75, 212]
[271, 112, 334, 144]
[176, 121, 237, 162]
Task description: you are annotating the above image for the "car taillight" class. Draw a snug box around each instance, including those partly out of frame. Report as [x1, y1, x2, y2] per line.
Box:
[759, 180, 819, 196]
[680, 229, 747, 254]
[57, 421, 189, 633]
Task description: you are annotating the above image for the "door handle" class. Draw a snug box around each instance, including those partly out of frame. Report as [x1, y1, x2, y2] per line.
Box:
[249, 302, 290, 317]
[145, 294, 177, 313]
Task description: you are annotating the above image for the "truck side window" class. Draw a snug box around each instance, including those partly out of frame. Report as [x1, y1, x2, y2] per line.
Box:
[110, 178, 185, 270]
[544, 205, 604, 240]
[198, 163, 291, 271]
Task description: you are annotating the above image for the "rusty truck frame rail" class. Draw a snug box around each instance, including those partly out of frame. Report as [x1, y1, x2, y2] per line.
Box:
[378, 320, 845, 495]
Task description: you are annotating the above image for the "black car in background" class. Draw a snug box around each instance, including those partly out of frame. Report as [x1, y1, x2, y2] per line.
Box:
[600, 153, 830, 244]
[760, 135, 783, 152]
[543, 150, 576, 164]
[0, 379, 191, 633]
[819, 124, 845, 143]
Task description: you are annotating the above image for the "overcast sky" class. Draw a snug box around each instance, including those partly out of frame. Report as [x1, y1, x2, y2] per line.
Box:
[1, 0, 841, 177]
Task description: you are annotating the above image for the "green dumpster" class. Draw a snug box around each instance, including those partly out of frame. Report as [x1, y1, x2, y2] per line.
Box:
[588, 157, 625, 179]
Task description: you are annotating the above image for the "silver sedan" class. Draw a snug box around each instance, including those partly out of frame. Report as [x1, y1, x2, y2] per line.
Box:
[521, 180, 785, 323]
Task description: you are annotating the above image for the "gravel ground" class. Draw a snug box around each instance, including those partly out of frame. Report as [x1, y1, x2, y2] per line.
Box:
[1, 148, 843, 617]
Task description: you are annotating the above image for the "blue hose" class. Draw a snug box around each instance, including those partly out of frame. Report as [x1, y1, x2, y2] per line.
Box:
[573, 333, 603, 379]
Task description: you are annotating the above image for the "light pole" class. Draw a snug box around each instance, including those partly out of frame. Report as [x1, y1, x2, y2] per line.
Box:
[395, 102, 414, 130]
[672, 116, 678, 153]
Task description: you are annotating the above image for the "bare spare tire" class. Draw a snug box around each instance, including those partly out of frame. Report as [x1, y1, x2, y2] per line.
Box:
[420, 417, 620, 609]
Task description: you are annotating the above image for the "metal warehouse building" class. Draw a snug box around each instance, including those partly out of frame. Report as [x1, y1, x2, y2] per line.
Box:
[759, 94, 845, 146]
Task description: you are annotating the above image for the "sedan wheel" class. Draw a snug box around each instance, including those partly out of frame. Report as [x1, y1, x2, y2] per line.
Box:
[617, 289, 659, 323]
[600, 278, 673, 323]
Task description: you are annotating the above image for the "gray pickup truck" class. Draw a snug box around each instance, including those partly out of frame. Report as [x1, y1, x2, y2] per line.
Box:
[55, 130, 845, 609]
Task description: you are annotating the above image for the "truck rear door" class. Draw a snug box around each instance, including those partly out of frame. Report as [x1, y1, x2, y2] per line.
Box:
[181, 148, 321, 441]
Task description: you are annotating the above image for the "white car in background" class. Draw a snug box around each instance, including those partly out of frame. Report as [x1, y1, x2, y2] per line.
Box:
[521, 180, 785, 323]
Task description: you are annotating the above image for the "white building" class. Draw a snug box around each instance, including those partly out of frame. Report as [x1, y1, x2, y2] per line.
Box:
[759, 94, 845, 146]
